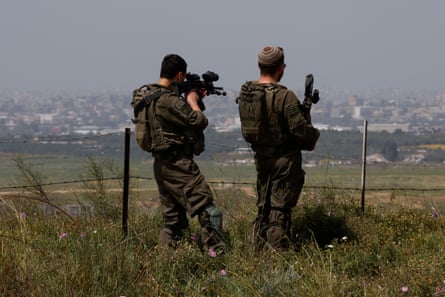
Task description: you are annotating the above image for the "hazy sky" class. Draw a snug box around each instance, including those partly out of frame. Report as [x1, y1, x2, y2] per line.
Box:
[1, 0, 444, 92]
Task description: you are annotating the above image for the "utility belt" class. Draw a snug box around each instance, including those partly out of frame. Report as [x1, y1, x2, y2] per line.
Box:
[152, 144, 194, 161]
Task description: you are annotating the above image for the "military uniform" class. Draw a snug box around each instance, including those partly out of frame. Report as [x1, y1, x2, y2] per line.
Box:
[146, 84, 224, 253]
[237, 81, 319, 251]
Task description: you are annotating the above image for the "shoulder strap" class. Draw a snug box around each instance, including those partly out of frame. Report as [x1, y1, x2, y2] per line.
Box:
[264, 85, 277, 113]
[133, 90, 170, 118]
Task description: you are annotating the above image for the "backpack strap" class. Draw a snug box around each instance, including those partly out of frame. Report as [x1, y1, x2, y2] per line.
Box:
[264, 85, 276, 113]
[133, 90, 170, 118]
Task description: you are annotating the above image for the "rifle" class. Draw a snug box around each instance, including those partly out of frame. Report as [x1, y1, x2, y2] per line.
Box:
[302, 74, 320, 112]
[173, 71, 226, 111]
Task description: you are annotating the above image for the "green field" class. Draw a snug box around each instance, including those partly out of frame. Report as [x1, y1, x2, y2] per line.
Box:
[2, 154, 445, 192]
[3, 153, 445, 187]
[2, 153, 445, 209]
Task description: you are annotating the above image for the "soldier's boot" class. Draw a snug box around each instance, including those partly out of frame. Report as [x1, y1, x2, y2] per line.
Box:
[265, 208, 291, 251]
[198, 203, 225, 255]
[159, 221, 187, 248]
[251, 216, 268, 254]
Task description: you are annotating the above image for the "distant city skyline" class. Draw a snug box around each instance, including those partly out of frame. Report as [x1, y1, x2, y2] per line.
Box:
[1, 1, 444, 93]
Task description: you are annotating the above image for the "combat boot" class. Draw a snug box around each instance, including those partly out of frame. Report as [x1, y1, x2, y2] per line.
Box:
[198, 203, 225, 255]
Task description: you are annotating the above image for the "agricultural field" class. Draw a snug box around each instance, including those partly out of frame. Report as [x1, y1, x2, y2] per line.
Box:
[2, 153, 445, 208]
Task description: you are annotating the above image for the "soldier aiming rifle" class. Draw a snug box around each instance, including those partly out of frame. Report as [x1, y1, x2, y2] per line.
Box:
[173, 71, 226, 111]
[131, 54, 226, 254]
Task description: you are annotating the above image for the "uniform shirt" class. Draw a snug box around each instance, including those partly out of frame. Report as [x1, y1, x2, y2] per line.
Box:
[148, 84, 207, 154]
[238, 81, 319, 156]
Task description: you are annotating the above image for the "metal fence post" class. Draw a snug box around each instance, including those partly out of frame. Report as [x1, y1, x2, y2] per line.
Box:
[361, 120, 368, 215]
[122, 128, 130, 237]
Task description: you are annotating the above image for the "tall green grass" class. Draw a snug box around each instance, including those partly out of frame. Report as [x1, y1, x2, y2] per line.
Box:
[1, 157, 445, 296]
[1, 186, 445, 296]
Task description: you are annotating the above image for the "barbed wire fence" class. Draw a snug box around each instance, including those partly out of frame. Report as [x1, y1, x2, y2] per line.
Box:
[1, 127, 444, 192]
[1, 126, 445, 235]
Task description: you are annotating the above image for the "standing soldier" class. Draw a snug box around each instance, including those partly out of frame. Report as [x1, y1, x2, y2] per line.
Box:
[141, 54, 224, 254]
[237, 46, 320, 252]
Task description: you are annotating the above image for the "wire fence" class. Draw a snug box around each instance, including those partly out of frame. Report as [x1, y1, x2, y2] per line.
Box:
[1, 130, 445, 194]
[1, 176, 445, 193]
[1, 127, 445, 233]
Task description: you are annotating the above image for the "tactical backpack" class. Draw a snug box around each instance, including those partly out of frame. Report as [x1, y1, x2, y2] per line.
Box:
[131, 85, 169, 152]
[237, 82, 283, 146]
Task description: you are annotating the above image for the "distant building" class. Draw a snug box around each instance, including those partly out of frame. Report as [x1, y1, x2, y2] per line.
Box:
[367, 123, 410, 133]
[38, 113, 56, 124]
[73, 126, 100, 134]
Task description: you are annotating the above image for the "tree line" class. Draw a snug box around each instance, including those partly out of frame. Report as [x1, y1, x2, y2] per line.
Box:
[1, 129, 445, 164]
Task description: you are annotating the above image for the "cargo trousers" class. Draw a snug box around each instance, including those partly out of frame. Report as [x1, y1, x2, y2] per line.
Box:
[153, 151, 224, 253]
[253, 150, 305, 252]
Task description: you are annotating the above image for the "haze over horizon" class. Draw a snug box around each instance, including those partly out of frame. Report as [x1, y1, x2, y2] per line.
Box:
[1, 1, 444, 93]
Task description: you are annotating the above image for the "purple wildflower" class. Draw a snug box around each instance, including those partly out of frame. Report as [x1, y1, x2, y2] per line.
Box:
[220, 269, 227, 277]
[59, 232, 68, 239]
[401, 286, 409, 293]
[208, 249, 217, 257]
[431, 207, 440, 217]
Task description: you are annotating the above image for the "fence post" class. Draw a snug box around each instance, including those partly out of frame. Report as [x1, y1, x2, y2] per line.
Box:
[122, 128, 130, 238]
[361, 120, 368, 215]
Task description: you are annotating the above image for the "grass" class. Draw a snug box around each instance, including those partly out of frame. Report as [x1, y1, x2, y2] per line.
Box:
[1, 156, 445, 296]
[2, 188, 445, 296]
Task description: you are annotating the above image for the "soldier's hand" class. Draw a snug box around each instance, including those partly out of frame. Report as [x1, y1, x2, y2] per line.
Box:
[199, 88, 208, 98]
[186, 90, 202, 111]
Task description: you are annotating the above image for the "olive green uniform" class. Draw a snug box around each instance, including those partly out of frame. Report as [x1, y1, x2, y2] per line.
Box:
[237, 81, 319, 251]
[146, 84, 224, 252]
